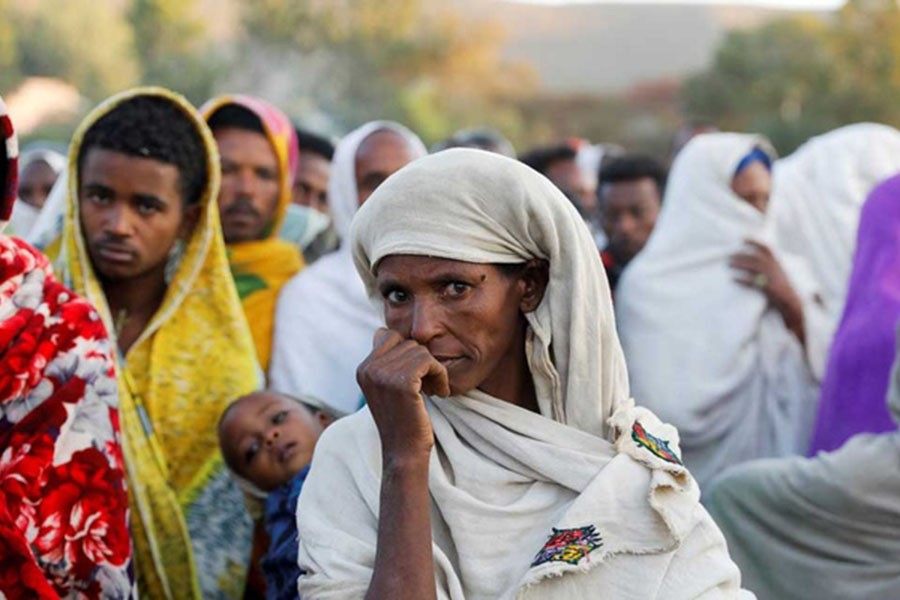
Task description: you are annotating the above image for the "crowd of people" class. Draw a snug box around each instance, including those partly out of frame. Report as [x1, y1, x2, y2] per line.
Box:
[1, 84, 899, 599]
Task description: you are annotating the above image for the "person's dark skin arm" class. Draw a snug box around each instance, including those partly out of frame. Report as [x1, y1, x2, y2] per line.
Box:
[357, 328, 449, 600]
[730, 240, 806, 346]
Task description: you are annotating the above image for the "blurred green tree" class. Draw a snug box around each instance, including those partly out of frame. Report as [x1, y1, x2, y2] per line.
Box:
[9, 0, 139, 99]
[681, 0, 900, 153]
[239, 0, 534, 143]
[128, 0, 222, 103]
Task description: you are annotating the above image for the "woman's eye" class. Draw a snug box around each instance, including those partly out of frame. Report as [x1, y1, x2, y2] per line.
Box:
[385, 289, 409, 304]
[445, 282, 470, 298]
[272, 410, 287, 425]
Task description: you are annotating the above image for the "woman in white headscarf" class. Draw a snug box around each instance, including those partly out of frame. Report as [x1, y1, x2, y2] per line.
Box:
[268, 121, 426, 414]
[615, 134, 819, 491]
[295, 149, 750, 599]
[768, 123, 900, 379]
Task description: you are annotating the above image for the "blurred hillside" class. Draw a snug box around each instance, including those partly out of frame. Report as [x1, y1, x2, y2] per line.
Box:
[2, 0, 898, 157]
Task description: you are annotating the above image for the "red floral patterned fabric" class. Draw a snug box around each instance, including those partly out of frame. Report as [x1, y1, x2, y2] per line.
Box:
[0, 235, 134, 598]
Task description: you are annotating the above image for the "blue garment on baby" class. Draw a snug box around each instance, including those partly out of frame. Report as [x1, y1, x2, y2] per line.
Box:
[262, 465, 311, 600]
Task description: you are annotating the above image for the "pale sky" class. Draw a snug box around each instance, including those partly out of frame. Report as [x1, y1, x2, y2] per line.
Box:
[511, 0, 845, 9]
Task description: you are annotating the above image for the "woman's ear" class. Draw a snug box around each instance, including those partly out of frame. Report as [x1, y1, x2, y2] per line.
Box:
[519, 259, 549, 313]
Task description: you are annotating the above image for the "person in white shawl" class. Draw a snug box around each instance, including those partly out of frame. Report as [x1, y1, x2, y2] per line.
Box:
[268, 121, 426, 413]
[768, 123, 900, 379]
[707, 324, 900, 600]
[295, 148, 751, 599]
[6, 148, 65, 237]
[615, 133, 819, 491]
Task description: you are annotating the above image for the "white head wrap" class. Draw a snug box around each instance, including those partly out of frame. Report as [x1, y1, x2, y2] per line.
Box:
[328, 120, 428, 241]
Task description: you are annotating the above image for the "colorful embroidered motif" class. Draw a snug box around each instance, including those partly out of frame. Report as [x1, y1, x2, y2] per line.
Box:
[531, 525, 603, 567]
[632, 421, 682, 465]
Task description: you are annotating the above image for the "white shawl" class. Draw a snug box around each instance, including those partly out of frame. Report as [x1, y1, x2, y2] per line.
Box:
[615, 133, 818, 491]
[296, 149, 750, 599]
[268, 121, 426, 414]
[769, 123, 900, 379]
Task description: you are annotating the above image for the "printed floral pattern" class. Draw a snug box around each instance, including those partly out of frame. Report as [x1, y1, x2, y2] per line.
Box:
[0, 235, 134, 599]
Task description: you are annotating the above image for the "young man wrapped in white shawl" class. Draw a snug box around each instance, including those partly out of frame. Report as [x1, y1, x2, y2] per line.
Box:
[269, 121, 426, 414]
[707, 324, 900, 600]
[615, 134, 820, 491]
[295, 148, 752, 599]
[768, 123, 900, 379]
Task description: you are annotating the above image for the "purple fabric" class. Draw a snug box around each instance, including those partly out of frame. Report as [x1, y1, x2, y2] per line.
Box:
[808, 173, 900, 454]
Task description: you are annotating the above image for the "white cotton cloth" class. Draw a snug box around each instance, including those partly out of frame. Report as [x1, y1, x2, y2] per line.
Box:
[268, 121, 426, 415]
[768, 123, 900, 379]
[6, 200, 40, 238]
[25, 169, 68, 250]
[615, 133, 819, 491]
[296, 148, 751, 599]
[707, 327, 900, 600]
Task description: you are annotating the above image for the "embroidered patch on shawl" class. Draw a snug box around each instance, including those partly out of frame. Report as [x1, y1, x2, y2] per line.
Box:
[530, 525, 603, 567]
[632, 421, 682, 465]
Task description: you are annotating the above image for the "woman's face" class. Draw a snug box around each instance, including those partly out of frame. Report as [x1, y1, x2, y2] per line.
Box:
[731, 161, 771, 213]
[376, 255, 546, 401]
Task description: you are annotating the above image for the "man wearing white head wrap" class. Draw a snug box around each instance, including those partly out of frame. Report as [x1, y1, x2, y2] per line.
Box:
[295, 148, 750, 599]
[269, 121, 427, 414]
[616, 133, 819, 491]
[768, 123, 900, 379]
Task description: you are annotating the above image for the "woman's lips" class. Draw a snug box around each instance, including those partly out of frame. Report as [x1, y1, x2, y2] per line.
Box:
[435, 356, 463, 369]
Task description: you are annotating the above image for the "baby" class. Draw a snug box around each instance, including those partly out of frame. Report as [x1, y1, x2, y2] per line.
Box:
[219, 391, 338, 600]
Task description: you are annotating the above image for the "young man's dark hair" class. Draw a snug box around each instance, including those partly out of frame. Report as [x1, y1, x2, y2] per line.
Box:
[295, 128, 335, 162]
[518, 144, 577, 176]
[78, 96, 208, 206]
[598, 154, 667, 199]
[207, 104, 266, 136]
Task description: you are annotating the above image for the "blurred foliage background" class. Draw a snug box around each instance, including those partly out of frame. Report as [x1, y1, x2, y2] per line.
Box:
[2, 0, 899, 156]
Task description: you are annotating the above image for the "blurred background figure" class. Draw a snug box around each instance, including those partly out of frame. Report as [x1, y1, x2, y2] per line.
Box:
[433, 126, 516, 157]
[768, 123, 900, 380]
[5, 147, 64, 237]
[597, 153, 666, 291]
[616, 133, 817, 491]
[281, 127, 339, 263]
[805, 174, 900, 454]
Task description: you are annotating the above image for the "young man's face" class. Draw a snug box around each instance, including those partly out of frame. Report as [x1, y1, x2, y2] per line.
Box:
[214, 127, 281, 244]
[599, 177, 662, 265]
[79, 148, 194, 283]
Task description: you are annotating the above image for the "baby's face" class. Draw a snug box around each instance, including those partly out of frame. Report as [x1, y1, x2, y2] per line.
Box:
[219, 392, 323, 491]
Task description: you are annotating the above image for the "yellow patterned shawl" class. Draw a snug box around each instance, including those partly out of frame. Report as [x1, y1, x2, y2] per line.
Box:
[58, 87, 261, 599]
[200, 95, 304, 372]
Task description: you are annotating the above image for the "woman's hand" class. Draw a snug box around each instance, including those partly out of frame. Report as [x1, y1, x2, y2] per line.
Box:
[729, 241, 806, 345]
[357, 328, 450, 466]
[359, 328, 444, 600]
